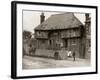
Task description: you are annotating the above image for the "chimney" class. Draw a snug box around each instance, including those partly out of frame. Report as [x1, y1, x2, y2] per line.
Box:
[85, 13, 89, 21]
[40, 12, 45, 24]
[85, 13, 90, 26]
[85, 13, 91, 35]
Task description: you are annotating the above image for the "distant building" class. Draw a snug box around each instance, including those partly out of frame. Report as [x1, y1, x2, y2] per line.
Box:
[34, 12, 88, 58]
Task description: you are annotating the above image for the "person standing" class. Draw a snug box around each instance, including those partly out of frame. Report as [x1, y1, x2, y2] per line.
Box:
[73, 51, 76, 61]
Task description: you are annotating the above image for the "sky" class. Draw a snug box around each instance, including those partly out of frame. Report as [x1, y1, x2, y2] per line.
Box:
[23, 10, 86, 33]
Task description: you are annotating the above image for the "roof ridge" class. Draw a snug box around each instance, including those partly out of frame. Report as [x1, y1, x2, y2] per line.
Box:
[51, 12, 74, 16]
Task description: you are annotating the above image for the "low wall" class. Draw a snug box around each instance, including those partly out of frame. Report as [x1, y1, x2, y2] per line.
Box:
[35, 49, 68, 60]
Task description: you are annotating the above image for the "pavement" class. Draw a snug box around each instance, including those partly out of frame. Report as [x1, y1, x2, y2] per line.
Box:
[22, 55, 91, 69]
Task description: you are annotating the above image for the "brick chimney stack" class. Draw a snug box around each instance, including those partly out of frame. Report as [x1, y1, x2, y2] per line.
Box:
[85, 13, 89, 21]
[85, 13, 91, 34]
[84, 13, 91, 59]
[40, 12, 45, 24]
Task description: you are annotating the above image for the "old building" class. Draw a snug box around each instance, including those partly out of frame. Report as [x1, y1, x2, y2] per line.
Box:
[34, 12, 87, 59]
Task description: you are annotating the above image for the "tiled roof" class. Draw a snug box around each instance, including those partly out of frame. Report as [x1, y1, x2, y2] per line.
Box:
[35, 13, 83, 30]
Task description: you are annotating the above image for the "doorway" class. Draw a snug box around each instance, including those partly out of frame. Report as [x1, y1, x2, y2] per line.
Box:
[64, 39, 68, 48]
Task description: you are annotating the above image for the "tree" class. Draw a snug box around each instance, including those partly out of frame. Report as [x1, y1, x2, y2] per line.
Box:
[23, 30, 32, 40]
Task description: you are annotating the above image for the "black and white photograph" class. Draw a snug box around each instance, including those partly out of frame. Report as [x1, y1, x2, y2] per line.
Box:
[22, 11, 91, 69]
[11, 1, 97, 79]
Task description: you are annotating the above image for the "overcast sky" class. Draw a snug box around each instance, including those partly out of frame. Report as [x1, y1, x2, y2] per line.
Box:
[23, 11, 85, 33]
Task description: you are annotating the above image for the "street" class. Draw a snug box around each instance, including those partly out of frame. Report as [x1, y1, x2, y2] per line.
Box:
[22, 55, 91, 69]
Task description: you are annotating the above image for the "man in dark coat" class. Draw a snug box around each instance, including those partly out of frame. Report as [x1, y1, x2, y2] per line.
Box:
[73, 51, 76, 61]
